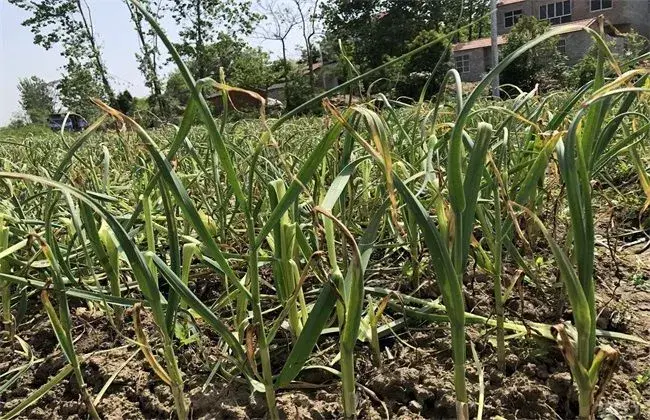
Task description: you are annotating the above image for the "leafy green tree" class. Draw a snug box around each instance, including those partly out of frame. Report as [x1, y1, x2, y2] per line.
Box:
[320, 0, 463, 70]
[467, 0, 491, 40]
[163, 36, 279, 112]
[191, 35, 276, 89]
[391, 29, 451, 99]
[500, 16, 567, 92]
[8, 0, 115, 103]
[17, 76, 56, 125]
[57, 59, 105, 120]
[313, 33, 347, 64]
[163, 71, 190, 114]
[168, 0, 261, 79]
[229, 48, 279, 90]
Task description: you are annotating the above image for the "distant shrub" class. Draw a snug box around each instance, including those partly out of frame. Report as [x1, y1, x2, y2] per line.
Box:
[114, 90, 135, 115]
[7, 113, 29, 129]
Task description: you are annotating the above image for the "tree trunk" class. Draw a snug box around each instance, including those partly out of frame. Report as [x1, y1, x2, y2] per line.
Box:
[127, 2, 166, 115]
[76, 0, 115, 103]
[281, 39, 288, 80]
[150, 51, 166, 116]
[477, 1, 488, 38]
[195, 0, 205, 78]
[294, 0, 315, 92]
[468, 1, 474, 40]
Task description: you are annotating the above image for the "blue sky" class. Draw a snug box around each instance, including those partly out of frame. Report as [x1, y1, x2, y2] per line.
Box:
[0, 0, 304, 126]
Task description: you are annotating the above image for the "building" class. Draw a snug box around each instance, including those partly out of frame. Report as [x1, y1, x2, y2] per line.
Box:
[452, 0, 650, 82]
[266, 61, 340, 105]
[267, 82, 288, 105]
[304, 61, 340, 91]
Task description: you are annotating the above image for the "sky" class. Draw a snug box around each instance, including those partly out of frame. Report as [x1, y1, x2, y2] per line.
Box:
[0, 0, 306, 126]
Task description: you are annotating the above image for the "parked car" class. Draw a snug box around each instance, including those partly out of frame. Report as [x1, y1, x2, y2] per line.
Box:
[47, 113, 89, 132]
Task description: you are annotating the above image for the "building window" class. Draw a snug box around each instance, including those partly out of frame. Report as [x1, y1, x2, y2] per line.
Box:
[557, 38, 567, 54]
[504, 10, 523, 28]
[540, 1, 572, 24]
[455, 55, 470, 74]
[590, 0, 612, 11]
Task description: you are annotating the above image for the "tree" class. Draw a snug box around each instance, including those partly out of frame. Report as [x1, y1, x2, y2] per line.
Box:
[227, 47, 279, 90]
[465, 0, 490, 40]
[162, 36, 279, 112]
[500, 16, 567, 92]
[311, 33, 346, 64]
[258, 0, 299, 80]
[392, 29, 451, 99]
[8, 0, 115, 103]
[57, 58, 105, 120]
[321, 0, 462, 70]
[293, 0, 320, 91]
[168, 0, 261, 79]
[163, 70, 190, 113]
[126, 0, 167, 117]
[17, 76, 56, 125]
[191, 35, 277, 89]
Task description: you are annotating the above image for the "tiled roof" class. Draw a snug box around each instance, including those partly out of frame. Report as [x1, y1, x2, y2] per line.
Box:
[452, 18, 598, 52]
[453, 35, 507, 52]
[559, 17, 598, 30]
[498, 0, 525, 5]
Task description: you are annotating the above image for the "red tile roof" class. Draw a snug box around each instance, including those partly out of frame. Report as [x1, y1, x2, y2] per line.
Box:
[559, 17, 598, 30]
[452, 18, 597, 52]
[498, 0, 525, 5]
[453, 36, 507, 52]
[300, 61, 337, 75]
